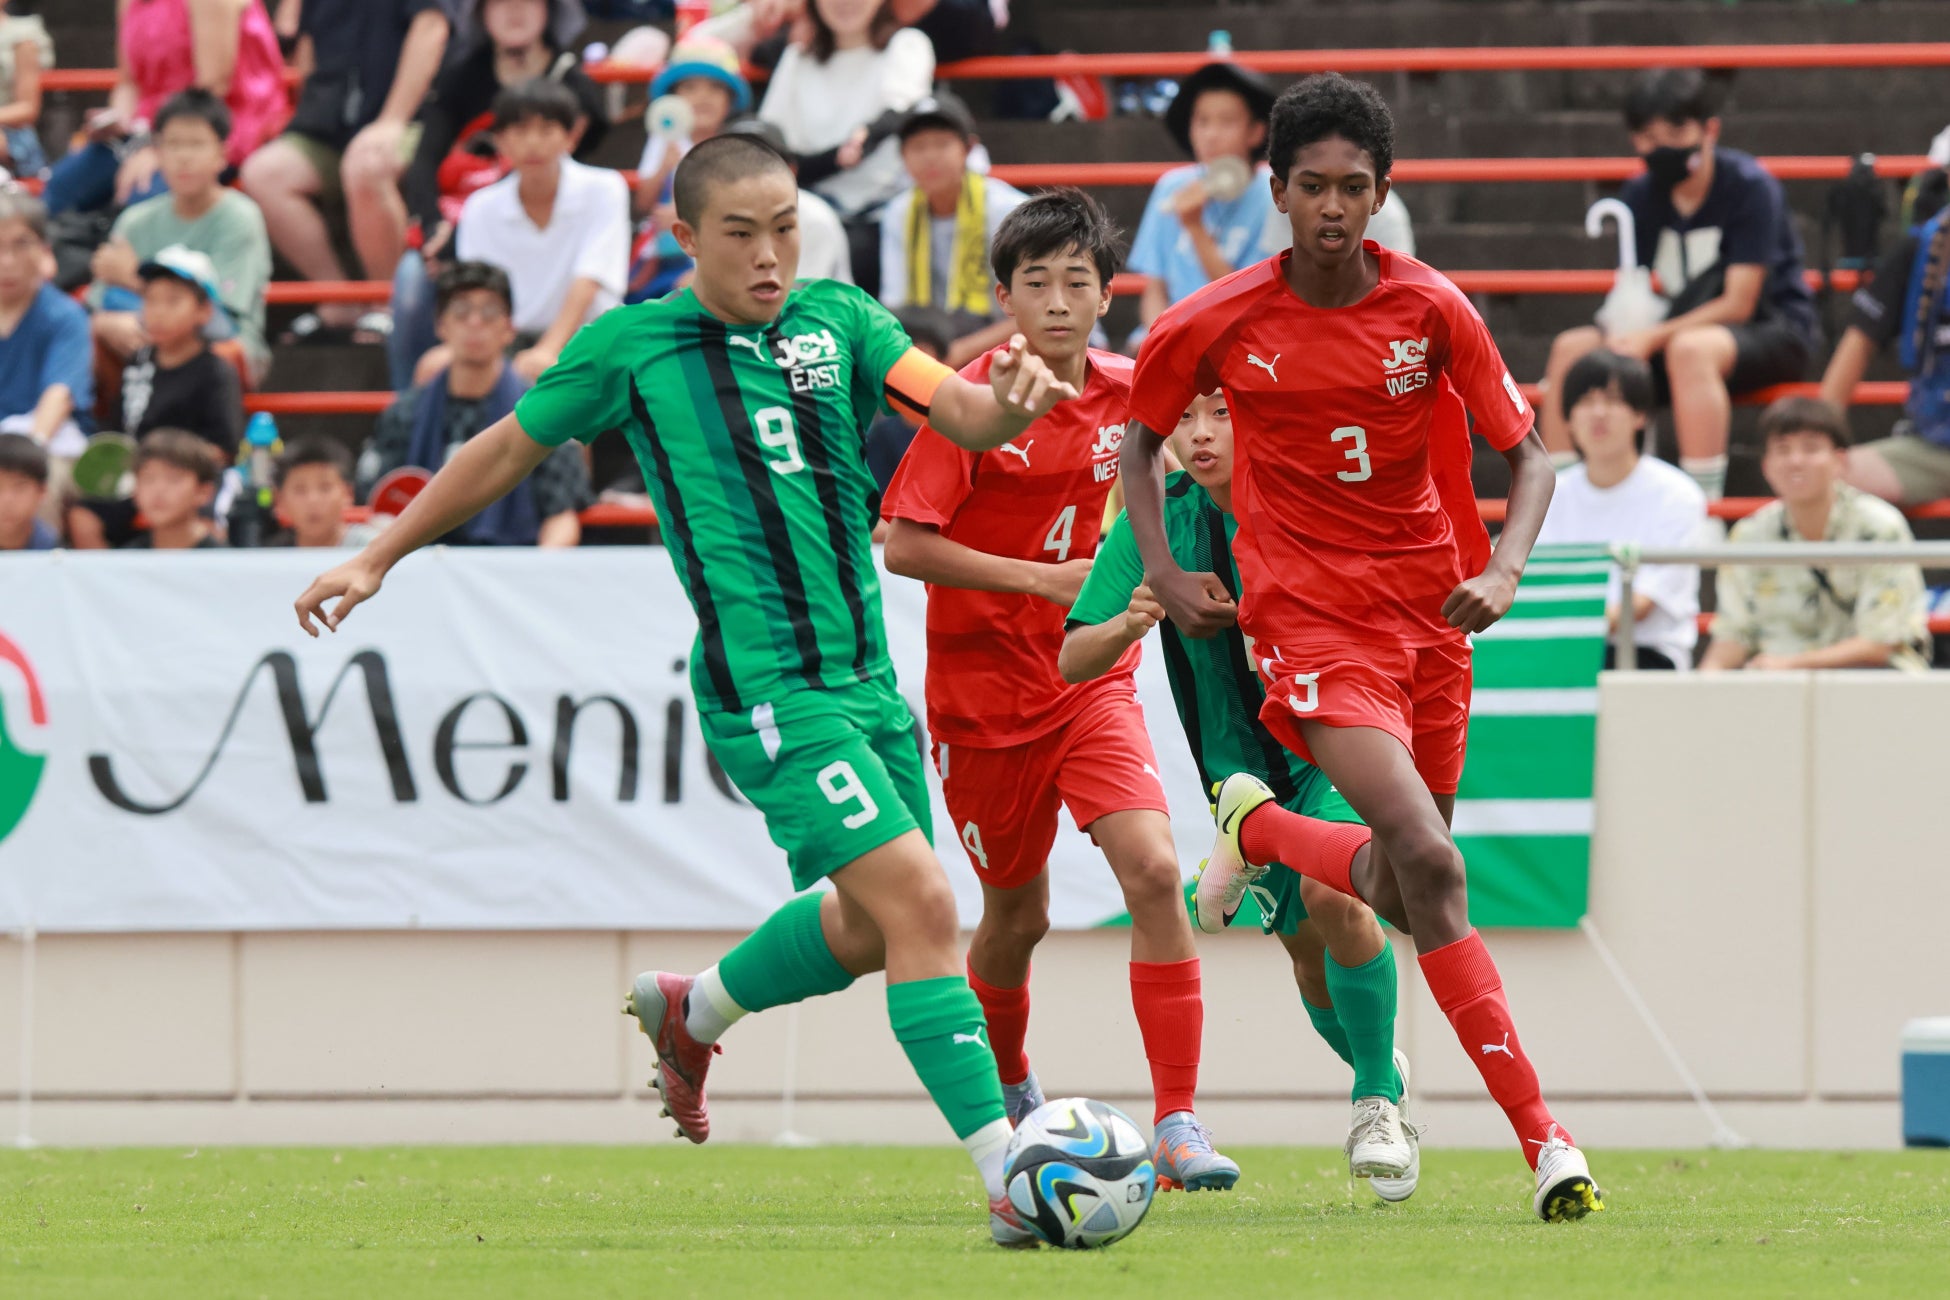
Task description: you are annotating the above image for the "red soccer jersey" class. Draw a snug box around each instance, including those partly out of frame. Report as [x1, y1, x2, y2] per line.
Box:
[881, 347, 1140, 747]
[1128, 245, 1528, 647]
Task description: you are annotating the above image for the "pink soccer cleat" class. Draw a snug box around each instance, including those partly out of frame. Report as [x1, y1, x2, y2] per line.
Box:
[625, 970, 721, 1144]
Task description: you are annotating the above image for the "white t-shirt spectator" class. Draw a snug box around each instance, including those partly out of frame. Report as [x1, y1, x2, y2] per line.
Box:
[759, 28, 934, 218]
[457, 158, 631, 335]
[797, 187, 853, 284]
[1536, 456, 1708, 669]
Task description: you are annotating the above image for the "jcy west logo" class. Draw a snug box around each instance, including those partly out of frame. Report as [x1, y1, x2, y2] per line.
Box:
[1090, 422, 1126, 482]
[1382, 335, 1430, 397]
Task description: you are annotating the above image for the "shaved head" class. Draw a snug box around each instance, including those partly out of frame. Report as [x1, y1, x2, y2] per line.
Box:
[673, 133, 796, 226]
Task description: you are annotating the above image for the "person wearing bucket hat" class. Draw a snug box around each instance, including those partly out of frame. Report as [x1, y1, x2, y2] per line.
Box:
[628, 36, 756, 301]
[878, 89, 1027, 367]
[1127, 58, 1280, 345]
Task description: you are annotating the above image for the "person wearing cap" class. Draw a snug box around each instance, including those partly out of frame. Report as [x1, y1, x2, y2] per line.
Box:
[1127, 59, 1278, 344]
[88, 89, 271, 383]
[124, 247, 244, 455]
[877, 90, 1026, 368]
[627, 34, 753, 302]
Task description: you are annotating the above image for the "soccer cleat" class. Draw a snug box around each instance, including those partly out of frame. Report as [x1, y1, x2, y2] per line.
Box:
[989, 1192, 1040, 1249]
[1194, 773, 1277, 933]
[1345, 1095, 1413, 1181]
[625, 970, 721, 1145]
[1002, 1070, 1046, 1128]
[1369, 1048, 1422, 1203]
[1532, 1128, 1605, 1222]
[1152, 1112, 1240, 1192]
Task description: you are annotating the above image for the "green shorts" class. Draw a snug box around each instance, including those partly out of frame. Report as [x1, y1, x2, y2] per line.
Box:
[1243, 767, 1363, 937]
[1858, 430, 1950, 504]
[701, 678, 933, 892]
[279, 125, 423, 204]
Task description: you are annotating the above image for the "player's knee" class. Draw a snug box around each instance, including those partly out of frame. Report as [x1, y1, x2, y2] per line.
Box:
[890, 868, 961, 950]
[1384, 824, 1465, 898]
[992, 899, 1050, 950]
[1120, 854, 1184, 920]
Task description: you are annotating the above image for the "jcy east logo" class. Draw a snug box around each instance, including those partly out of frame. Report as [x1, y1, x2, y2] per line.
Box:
[0, 630, 48, 845]
[773, 329, 843, 393]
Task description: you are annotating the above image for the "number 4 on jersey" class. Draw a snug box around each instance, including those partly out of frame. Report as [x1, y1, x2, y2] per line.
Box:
[1043, 505, 1077, 561]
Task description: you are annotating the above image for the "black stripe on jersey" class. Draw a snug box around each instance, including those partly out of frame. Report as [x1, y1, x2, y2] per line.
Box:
[1203, 506, 1300, 804]
[699, 319, 824, 687]
[784, 364, 872, 681]
[629, 375, 741, 711]
[1158, 624, 1213, 797]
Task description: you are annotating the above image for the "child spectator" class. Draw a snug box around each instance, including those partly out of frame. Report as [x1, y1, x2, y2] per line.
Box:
[240, 0, 452, 340]
[717, 118, 853, 285]
[363, 260, 589, 546]
[1540, 69, 1819, 499]
[122, 427, 226, 549]
[0, 431, 54, 549]
[436, 79, 628, 382]
[0, 190, 91, 511]
[876, 91, 1026, 367]
[1701, 397, 1929, 672]
[271, 437, 364, 548]
[627, 34, 750, 302]
[1821, 204, 1950, 505]
[1534, 348, 1707, 670]
[1127, 59, 1277, 345]
[0, 2, 50, 180]
[122, 247, 245, 456]
[88, 90, 272, 382]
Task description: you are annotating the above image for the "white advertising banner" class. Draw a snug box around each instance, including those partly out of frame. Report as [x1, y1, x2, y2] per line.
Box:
[0, 550, 1213, 932]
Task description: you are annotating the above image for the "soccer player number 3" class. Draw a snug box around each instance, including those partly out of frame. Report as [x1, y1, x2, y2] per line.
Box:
[1330, 426, 1372, 482]
[816, 760, 879, 828]
[756, 406, 805, 475]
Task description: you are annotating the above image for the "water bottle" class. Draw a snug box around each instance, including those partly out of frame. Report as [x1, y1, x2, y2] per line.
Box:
[1207, 30, 1233, 57]
[230, 412, 281, 548]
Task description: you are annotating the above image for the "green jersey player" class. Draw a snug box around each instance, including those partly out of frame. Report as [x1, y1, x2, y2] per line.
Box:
[1060, 391, 1421, 1200]
[293, 134, 1079, 1248]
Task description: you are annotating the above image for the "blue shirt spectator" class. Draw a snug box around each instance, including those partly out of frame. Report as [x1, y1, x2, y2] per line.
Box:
[1129, 163, 1278, 310]
[0, 189, 94, 461]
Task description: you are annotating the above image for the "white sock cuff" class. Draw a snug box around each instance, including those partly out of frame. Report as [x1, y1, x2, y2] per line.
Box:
[693, 964, 747, 1022]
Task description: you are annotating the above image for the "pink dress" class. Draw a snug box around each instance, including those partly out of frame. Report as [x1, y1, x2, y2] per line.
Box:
[122, 0, 288, 166]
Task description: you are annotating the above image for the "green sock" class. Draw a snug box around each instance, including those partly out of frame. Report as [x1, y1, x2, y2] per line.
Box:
[886, 976, 1009, 1141]
[716, 891, 855, 1014]
[1325, 943, 1403, 1104]
[1302, 996, 1356, 1069]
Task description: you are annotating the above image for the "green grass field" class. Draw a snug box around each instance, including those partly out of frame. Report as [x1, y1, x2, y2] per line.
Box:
[4, 1145, 1947, 1298]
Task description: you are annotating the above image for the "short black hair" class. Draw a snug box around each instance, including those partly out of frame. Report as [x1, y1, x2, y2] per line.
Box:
[491, 77, 582, 133]
[0, 431, 49, 486]
[892, 305, 954, 360]
[672, 132, 794, 226]
[1267, 73, 1394, 184]
[135, 429, 224, 487]
[154, 88, 233, 143]
[1759, 395, 1851, 450]
[435, 260, 515, 315]
[1561, 348, 1656, 416]
[275, 437, 353, 490]
[1623, 68, 1723, 132]
[990, 187, 1122, 288]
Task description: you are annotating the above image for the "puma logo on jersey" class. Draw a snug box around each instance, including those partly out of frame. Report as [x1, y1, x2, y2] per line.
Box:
[1245, 352, 1280, 382]
[996, 440, 1033, 466]
[728, 334, 767, 358]
[1382, 337, 1430, 373]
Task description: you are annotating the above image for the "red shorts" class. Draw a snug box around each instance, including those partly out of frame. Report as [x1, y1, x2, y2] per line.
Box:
[1251, 637, 1473, 795]
[933, 686, 1171, 890]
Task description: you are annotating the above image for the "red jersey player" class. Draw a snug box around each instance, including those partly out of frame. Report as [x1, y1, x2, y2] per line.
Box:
[882, 191, 1238, 1191]
[1121, 76, 1604, 1222]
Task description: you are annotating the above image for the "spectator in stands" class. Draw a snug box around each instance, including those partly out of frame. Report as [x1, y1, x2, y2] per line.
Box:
[1535, 348, 1707, 670]
[691, 0, 999, 69]
[271, 437, 362, 548]
[42, 0, 285, 217]
[0, 2, 50, 181]
[864, 303, 951, 493]
[1701, 397, 1930, 673]
[1126, 60, 1277, 349]
[363, 260, 588, 546]
[122, 427, 226, 548]
[89, 91, 272, 382]
[1540, 68, 1819, 501]
[0, 190, 91, 512]
[627, 35, 751, 303]
[1821, 206, 1950, 506]
[876, 91, 1026, 368]
[122, 248, 245, 455]
[757, 0, 934, 291]
[718, 117, 852, 283]
[241, 0, 452, 342]
[0, 431, 53, 550]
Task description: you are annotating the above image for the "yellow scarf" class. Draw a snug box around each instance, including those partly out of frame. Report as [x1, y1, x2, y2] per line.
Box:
[907, 172, 990, 315]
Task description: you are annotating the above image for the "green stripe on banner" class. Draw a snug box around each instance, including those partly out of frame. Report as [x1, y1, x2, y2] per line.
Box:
[1459, 715, 1597, 799]
[1473, 639, 1604, 689]
[1455, 835, 1591, 929]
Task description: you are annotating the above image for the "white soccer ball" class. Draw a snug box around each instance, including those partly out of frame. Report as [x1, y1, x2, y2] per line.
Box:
[1003, 1097, 1156, 1249]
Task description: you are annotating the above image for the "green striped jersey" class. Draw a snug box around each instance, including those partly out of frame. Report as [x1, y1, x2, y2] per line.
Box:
[516, 280, 921, 714]
[1068, 472, 1321, 806]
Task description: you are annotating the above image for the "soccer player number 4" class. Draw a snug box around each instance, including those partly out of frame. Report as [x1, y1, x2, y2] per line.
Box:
[816, 760, 879, 828]
[1330, 426, 1372, 482]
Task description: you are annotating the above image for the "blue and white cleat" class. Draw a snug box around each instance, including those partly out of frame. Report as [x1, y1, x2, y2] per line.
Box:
[1368, 1048, 1422, 1203]
[1195, 774, 1277, 933]
[1153, 1111, 1240, 1191]
[1003, 1070, 1046, 1128]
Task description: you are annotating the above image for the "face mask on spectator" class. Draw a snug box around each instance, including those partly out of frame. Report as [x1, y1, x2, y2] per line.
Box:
[1640, 144, 1700, 193]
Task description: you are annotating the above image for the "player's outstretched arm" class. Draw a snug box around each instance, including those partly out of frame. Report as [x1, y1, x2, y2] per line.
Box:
[1118, 419, 1235, 638]
[1444, 427, 1557, 633]
[1058, 584, 1165, 683]
[927, 334, 1080, 452]
[882, 517, 1093, 607]
[293, 414, 553, 636]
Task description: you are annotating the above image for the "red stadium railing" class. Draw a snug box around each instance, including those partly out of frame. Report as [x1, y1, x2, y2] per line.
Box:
[990, 156, 1934, 188]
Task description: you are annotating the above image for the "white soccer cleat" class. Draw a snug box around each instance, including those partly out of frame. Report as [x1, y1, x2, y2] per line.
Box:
[1369, 1047, 1421, 1202]
[1194, 773, 1277, 933]
[1345, 1095, 1413, 1181]
[1532, 1128, 1605, 1222]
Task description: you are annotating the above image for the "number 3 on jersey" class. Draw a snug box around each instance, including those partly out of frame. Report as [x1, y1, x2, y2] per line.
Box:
[1331, 426, 1372, 482]
[1043, 504, 1077, 561]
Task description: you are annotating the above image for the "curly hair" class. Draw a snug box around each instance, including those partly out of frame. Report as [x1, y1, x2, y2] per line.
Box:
[1267, 73, 1395, 183]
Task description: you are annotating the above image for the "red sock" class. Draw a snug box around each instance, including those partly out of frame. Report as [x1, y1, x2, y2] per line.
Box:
[1418, 930, 1569, 1169]
[966, 960, 1031, 1086]
[1130, 958, 1202, 1123]
[1238, 803, 1372, 900]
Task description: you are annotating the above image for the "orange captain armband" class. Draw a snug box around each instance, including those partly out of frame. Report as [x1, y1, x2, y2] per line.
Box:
[884, 347, 954, 423]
